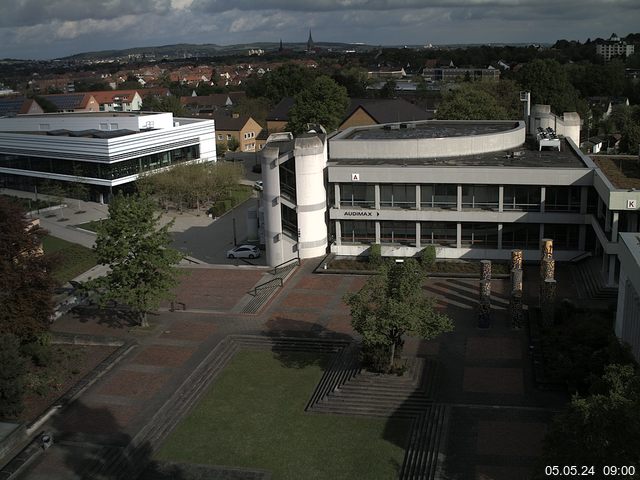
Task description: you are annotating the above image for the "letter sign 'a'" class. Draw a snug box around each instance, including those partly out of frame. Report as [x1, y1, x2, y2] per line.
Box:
[628, 199, 637, 209]
[351, 173, 360, 181]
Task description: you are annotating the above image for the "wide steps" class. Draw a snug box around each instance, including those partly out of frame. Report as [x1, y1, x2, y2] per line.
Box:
[399, 404, 450, 480]
[572, 261, 617, 300]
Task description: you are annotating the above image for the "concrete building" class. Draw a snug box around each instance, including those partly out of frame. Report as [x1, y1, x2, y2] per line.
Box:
[616, 232, 640, 363]
[596, 33, 635, 61]
[0, 112, 216, 203]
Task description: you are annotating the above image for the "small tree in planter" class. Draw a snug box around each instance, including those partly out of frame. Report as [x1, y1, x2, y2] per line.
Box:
[344, 258, 454, 372]
[419, 245, 437, 270]
[368, 243, 383, 268]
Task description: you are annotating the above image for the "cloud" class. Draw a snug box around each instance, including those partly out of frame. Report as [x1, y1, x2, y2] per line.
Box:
[0, 0, 172, 28]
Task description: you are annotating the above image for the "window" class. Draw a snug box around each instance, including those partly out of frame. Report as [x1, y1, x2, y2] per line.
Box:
[544, 224, 580, 250]
[545, 186, 581, 212]
[380, 221, 415, 245]
[501, 223, 539, 249]
[461, 185, 499, 210]
[503, 186, 541, 211]
[217, 134, 223, 140]
[421, 184, 457, 209]
[226, 134, 232, 140]
[461, 223, 499, 248]
[380, 184, 416, 209]
[421, 222, 456, 246]
[340, 183, 375, 208]
[341, 220, 376, 244]
[100, 123, 108, 130]
[109, 123, 118, 130]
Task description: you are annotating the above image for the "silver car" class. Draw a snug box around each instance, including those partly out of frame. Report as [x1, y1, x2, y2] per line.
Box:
[226, 244, 261, 259]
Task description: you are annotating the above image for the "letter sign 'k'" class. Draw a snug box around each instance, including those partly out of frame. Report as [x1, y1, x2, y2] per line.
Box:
[628, 199, 637, 209]
[351, 173, 360, 181]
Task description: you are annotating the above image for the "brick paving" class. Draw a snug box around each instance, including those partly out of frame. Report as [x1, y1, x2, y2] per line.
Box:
[20, 262, 573, 480]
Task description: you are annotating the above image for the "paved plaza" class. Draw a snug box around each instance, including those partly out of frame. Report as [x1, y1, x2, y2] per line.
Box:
[15, 256, 571, 480]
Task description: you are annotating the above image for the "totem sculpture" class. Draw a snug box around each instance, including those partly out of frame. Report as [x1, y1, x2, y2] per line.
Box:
[509, 250, 524, 329]
[539, 238, 557, 326]
[477, 260, 492, 328]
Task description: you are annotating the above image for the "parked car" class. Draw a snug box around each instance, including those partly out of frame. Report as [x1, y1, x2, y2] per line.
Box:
[226, 244, 261, 259]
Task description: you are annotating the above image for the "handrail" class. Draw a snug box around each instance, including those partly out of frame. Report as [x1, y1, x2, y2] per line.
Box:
[568, 251, 592, 263]
[273, 257, 300, 275]
[252, 277, 283, 296]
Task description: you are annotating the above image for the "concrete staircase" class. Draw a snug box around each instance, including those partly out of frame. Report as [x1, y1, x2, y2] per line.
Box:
[239, 262, 299, 314]
[571, 259, 618, 301]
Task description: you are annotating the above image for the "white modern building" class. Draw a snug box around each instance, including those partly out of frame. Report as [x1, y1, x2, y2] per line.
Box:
[0, 112, 216, 203]
[596, 33, 635, 61]
[616, 232, 640, 363]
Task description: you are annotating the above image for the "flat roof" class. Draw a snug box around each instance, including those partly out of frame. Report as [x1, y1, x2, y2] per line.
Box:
[345, 121, 519, 140]
[16, 112, 162, 118]
[330, 138, 587, 168]
[593, 155, 640, 189]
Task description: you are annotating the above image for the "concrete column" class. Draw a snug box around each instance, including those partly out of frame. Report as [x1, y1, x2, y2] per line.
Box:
[334, 184, 340, 209]
[497, 223, 503, 250]
[457, 185, 462, 212]
[415, 222, 421, 249]
[498, 186, 504, 213]
[375, 221, 380, 244]
[580, 186, 588, 214]
[335, 221, 342, 246]
[261, 147, 284, 267]
[540, 186, 546, 213]
[605, 208, 611, 232]
[578, 224, 586, 250]
[597, 196, 603, 219]
[374, 184, 380, 210]
[608, 255, 617, 287]
[456, 223, 462, 248]
[415, 185, 421, 211]
[615, 269, 627, 337]
[629, 213, 638, 232]
[612, 211, 619, 242]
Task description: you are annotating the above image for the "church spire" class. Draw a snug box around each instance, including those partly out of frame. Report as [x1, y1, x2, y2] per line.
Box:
[279, 38, 283, 51]
[307, 30, 314, 51]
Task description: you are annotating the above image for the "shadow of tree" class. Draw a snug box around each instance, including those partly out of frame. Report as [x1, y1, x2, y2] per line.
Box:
[71, 305, 139, 329]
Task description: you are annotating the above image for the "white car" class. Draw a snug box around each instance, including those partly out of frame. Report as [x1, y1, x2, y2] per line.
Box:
[227, 244, 261, 259]
[254, 180, 263, 191]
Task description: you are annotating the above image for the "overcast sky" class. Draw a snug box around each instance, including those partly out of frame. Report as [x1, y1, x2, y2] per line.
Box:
[1, 0, 638, 60]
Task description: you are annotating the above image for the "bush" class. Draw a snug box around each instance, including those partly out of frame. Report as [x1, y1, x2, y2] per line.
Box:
[368, 244, 382, 267]
[22, 340, 52, 367]
[419, 245, 436, 269]
[361, 342, 391, 373]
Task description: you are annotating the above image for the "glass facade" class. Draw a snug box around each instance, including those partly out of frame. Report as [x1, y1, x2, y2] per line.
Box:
[420, 184, 457, 209]
[279, 161, 296, 202]
[421, 222, 457, 246]
[461, 185, 499, 210]
[545, 186, 581, 212]
[461, 223, 499, 248]
[380, 184, 416, 209]
[544, 224, 580, 250]
[341, 220, 376, 244]
[501, 223, 539, 249]
[503, 186, 541, 211]
[0, 145, 199, 181]
[340, 183, 375, 208]
[281, 204, 298, 239]
[380, 221, 415, 245]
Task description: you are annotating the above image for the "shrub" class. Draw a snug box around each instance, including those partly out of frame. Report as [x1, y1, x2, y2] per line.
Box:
[419, 245, 436, 270]
[368, 243, 382, 267]
[0, 334, 27, 419]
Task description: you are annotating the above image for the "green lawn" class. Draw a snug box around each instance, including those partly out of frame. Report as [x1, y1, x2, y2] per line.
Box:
[42, 235, 97, 284]
[157, 350, 410, 480]
[75, 220, 103, 232]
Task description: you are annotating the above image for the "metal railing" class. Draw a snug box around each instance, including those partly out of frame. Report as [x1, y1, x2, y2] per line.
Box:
[252, 277, 283, 296]
[273, 257, 300, 275]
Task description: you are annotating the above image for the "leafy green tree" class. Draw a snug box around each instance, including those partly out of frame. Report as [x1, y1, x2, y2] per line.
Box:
[539, 364, 640, 474]
[516, 59, 584, 115]
[246, 63, 317, 102]
[227, 136, 240, 152]
[436, 83, 512, 120]
[141, 95, 185, 116]
[378, 79, 397, 99]
[0, 197, 55, 341]
[287, 76, 349, 134]
[233, 96, 272, 127]
[333, 66, 369, 98]
[344, 258, 453, 371]
[0, 334, 27, 419]
[68, 164, 90, 212]
[85, 193, 183, 327]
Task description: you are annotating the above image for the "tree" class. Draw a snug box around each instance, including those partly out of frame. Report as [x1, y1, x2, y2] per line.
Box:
[436, 83, 512, 120]
[67, 164, 90, 212]
[539, 364, 640, 473]
[227, 136, 240, 152]
[141, 95, 185, 116]
[378, 79, 397, 99]
[286, 76, 349, 134]
[85, 193, 183, 327]
[0, 334, 27, 419]
[344, 258, 453, 371]
[0, 198, 55, 341]
[245, 63, 317, 102]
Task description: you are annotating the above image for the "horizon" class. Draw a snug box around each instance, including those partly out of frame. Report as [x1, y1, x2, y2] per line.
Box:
[1, 1, 638, 60]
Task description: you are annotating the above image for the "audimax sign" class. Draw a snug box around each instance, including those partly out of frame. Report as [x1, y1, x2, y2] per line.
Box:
[342, 210, 380, 217]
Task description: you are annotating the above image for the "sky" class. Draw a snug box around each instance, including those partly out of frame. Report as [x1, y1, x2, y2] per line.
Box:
[0, 0, 639, 60]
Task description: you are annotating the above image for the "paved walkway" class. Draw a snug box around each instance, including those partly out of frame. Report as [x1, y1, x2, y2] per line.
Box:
[18, 260, 572, 480]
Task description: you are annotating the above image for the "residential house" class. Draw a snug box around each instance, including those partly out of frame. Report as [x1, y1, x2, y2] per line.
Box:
[0, 96, 45, 116]
[339, 98, 433, 130]
[38, 93, 100, 113]
[90, 90, 143, 112]
[180, 92, 246, 116]
[266, 97, 295, 133]
[213, 113, 262, 152]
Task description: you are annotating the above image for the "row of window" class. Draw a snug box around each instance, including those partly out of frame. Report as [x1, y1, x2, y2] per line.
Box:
[336, 183, 584, 212]
[0, 145, 199, 181]
[339, 221, 581, 250]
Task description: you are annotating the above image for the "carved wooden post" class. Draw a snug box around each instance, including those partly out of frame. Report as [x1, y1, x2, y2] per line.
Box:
[478, 279, 491, 328]
[480, 259, 492, 281]
[541, 278, 557, 327]
[509, 290, 524, 329]
[511, 249, 523, 270]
